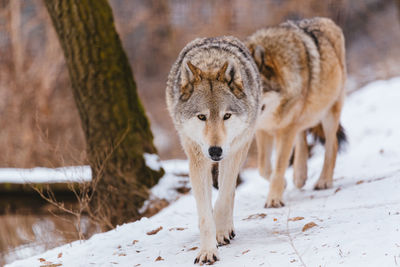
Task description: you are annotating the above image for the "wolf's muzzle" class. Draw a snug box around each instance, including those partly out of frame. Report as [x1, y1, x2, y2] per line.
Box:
[208, 146, 223, 161]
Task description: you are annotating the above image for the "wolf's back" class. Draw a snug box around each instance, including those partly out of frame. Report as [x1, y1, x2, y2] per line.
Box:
[295, 17, 346, 74]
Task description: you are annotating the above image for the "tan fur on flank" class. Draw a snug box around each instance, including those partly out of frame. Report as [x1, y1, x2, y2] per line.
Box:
[246, 17, 346, 208]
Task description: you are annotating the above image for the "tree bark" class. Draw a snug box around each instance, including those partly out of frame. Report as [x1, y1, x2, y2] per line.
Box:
[396, 0, 400, 23]
[43, 0, 164, 228]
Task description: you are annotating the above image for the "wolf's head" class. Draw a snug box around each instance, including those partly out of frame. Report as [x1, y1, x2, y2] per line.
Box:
[175, 60, 251, 162]
[247, 44, 283, 93]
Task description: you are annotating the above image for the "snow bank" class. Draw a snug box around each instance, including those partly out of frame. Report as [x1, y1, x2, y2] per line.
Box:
[7, 77, 400, 267]
[143, 153, 162, 172]
[0, 166, 92, 184]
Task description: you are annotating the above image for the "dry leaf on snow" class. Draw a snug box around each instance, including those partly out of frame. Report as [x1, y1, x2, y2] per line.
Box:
[242, 249, 250, 255]
[242, 213, 267, 220]
[147, 226, 163, 235]
[169, 227, 187, 231]
[302, 222, 318, 232]
[288, 216, 304, 221]
[155, 256, 164, 261]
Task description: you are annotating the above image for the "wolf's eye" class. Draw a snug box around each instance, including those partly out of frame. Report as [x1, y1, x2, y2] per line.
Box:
[223, 113, 232, 120]
[197, 114, 206, 121]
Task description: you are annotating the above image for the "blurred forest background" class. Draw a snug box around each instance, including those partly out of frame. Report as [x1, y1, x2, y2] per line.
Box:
[1, 0, 400, 264]
[1, 0, 400, 169]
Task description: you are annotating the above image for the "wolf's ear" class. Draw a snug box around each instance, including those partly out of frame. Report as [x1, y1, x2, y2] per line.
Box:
[180, 61, 202, 101]
[217, 61, 245, 99]
[250, 45, 275, 79]
[252, 45, 265, 69]
[186, 61, 202, 82]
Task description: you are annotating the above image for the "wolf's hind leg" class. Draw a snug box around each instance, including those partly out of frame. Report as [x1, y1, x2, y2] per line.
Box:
[266, 128, 297, 208]
[256, 130, 273, 180]
[293, 131, 308, 188]
[314, 103, 341, 190]
[214, 141, 251, 246]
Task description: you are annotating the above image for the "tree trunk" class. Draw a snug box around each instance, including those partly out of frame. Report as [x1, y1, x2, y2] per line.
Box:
[396, 0, 400, 23]
[43, 0, 164, 229]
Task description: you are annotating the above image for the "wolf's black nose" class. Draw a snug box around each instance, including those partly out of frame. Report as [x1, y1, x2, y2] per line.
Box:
[208, 146, 223, 161]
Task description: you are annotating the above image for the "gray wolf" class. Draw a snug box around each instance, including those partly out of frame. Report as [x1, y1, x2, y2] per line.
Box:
[166, 36, 262, 264]
[245, 17, 346, 208]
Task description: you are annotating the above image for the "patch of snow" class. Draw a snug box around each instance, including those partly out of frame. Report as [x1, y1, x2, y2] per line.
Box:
[0, 166, 92, 184]
[140, 159, 189, 213]
[7, 77, 400, 267]
[143, 153, 162, 172]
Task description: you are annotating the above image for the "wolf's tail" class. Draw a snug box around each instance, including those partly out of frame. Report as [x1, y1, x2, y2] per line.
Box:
[308, 123, 347, 151]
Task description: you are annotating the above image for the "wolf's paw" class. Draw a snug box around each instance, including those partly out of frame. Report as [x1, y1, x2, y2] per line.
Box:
[294, 177, 306, 189]
[194, 247, 219, 265]
[264, 197, 285, 208]
[216, 228, 235, 246]
[293, 173, 307, 189]
[314, 179, 333, 190]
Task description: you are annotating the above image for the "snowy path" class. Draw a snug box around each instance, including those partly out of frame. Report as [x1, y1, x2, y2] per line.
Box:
[7, 78, 400, 267]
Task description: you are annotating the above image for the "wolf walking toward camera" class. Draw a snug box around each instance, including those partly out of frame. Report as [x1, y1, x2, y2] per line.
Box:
[166, 36, 261, 264]
[246, 17, 347, 208]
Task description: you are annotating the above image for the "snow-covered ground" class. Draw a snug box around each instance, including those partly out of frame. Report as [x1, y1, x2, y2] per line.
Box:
[7, 77, 400, 267]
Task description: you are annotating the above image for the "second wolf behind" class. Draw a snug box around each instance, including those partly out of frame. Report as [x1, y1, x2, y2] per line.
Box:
[246, 17, 347, 208]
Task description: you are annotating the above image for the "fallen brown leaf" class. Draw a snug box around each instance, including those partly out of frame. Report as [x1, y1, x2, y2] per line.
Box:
[155, 256, 164, 261]
[39, 258, 46, 262]
[133, 240, 139, 245]
[242, 213, 267, 220]
[119, 253, 127, 256]
[188, 246, 198, 251]
[273, 218, 278, 222]
[334, 187, 342, 194]
[302, 222, 318, 232]
[147, 226, 163, 235]
[288, 216, 304, 222]
[40, 264, 62, 267]
[356, 180, 364, 185]
[242, 249, 250, 255]
[169, 227, 187, 231]
[57, 252, 62, 258]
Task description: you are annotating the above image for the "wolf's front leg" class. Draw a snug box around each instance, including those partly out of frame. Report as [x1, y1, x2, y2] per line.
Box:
[188, 155, 219, 264]
[266, 128, 297, 208]
[214, 142, 251, 246]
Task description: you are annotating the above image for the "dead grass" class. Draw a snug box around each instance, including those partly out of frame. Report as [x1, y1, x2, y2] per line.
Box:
[0, 0, 85, 168]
